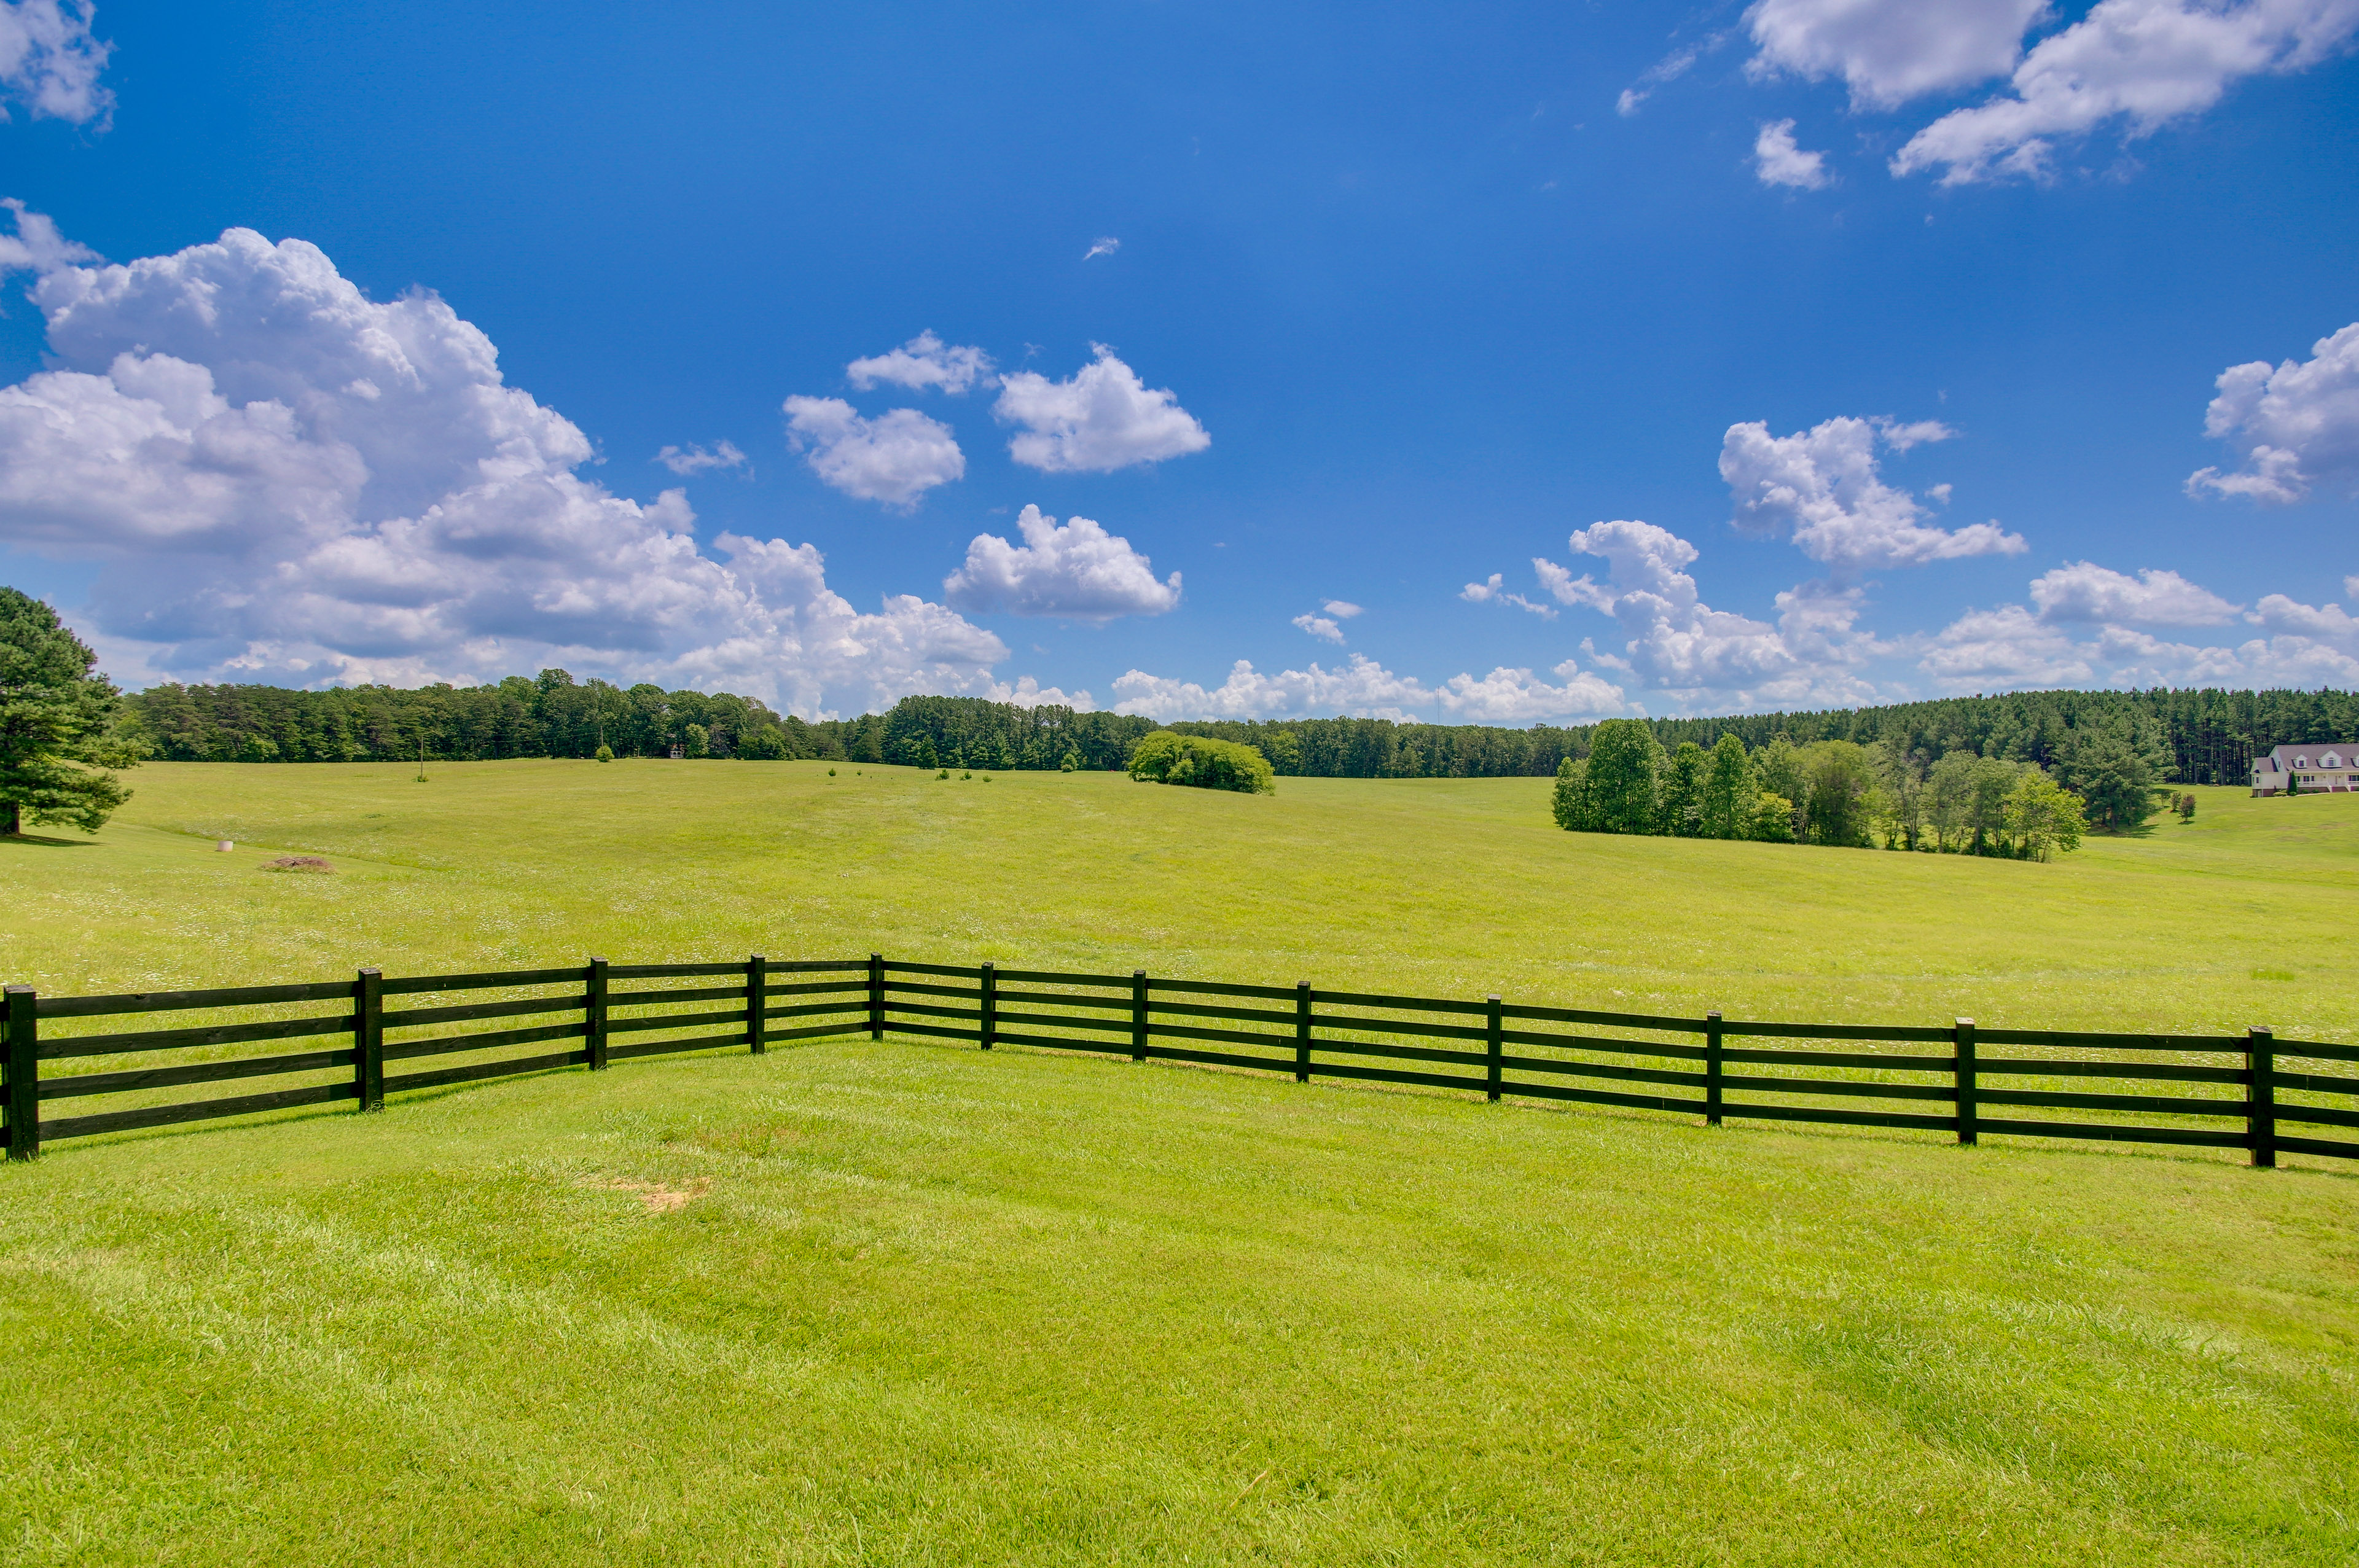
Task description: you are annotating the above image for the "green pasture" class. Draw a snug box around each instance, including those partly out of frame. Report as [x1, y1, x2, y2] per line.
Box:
[4, 762, 2358, 1564]
[4, 759, 2355, 1034]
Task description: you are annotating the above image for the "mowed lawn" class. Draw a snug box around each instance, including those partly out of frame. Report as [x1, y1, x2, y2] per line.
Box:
[5, 1034, 2358, 1566]
[2, 762, 2358, 1564]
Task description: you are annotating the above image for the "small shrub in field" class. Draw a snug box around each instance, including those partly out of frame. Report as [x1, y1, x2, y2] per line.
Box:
[593, 744, 614, 763]
[1127, 731, 1274, 794]
[827, 768, 836, 776]
[938, 768, 950, 780]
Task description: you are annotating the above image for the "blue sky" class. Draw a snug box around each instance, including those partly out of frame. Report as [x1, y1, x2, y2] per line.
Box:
[1, 0, 2355, 721]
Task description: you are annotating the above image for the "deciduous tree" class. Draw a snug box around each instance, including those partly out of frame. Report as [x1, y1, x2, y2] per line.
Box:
[1583, 719, 1660, 835]
[1699, 733, 1750, 840]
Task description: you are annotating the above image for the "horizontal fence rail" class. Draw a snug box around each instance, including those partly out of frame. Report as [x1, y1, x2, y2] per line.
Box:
[4, 959, 2353, 1168]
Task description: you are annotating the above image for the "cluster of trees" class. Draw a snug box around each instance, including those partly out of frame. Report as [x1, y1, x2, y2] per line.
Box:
[1126, 731, 1275, 794]
[1552, 720, 2092, 859]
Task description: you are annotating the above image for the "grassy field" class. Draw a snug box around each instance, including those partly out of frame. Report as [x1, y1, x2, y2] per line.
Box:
[4, 760, 2357, 1035]
[4, 762, 2358, 1564]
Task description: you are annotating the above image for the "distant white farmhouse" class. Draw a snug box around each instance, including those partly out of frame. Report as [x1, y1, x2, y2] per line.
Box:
[2251, 743, 2359, 795]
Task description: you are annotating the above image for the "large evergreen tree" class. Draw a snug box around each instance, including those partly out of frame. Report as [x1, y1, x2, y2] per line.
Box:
[0, 588, 141, 836]
[2053, 718, 2169, 832]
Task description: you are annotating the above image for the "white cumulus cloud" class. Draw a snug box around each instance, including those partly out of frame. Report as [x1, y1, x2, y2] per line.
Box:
[654, 439, 745, 476]
[1923, 567, 2359, 692]
[1892, 0, 2359, 184]
[1290, 600, 1362, 643]
[0, 0, 112, 125]
[1719, 415, 2025, 572]
[1921, 604, 2098, 689]
[993, 345, 1211, 473]
[0, 209, 1015, 715]
[1923, 602, 2359, 691]
[1745, 0, 2049, 107]
[1436, 663, 1629, 723]
[845, 330, 993, 395]
[990, 674, 1097, 710]
[1555, 518, 1878, 706]
[1110, 653, 1624, 723]
[782, 396, 964, 509]
[2187, 320, 2359, 503]
[2028, 561, 2241, 625]
[942, 504, 1180, 620]
[1293, 613, 1346, 643]
[1753, 119, 1833, 188]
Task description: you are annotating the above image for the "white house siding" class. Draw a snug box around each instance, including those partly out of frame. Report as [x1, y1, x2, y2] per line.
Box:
[2251, 744, 2359, 795]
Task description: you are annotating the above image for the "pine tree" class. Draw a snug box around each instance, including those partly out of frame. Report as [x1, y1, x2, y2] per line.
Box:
[1, 588, 141, 836]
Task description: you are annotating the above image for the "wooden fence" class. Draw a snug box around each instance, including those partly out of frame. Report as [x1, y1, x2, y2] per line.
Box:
[4, 957, 2356, 1166]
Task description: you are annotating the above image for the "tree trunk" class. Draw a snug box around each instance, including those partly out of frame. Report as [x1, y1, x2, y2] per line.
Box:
[2, 798, 18, 835]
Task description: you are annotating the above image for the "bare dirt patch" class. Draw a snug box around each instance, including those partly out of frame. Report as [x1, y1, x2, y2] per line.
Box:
[259, 855, 336, 873]
[594, 1177, 712, 1214]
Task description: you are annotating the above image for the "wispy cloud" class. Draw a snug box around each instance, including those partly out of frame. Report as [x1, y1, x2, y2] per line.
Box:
[654, 439, 746, 476]
[1084, 236, 1121, 260]
[1460, 573, 1557, 618]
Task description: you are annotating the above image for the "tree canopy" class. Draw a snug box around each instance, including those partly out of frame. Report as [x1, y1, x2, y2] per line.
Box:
[0, 588, 141, 836]
[1127, 731, 1274, 794]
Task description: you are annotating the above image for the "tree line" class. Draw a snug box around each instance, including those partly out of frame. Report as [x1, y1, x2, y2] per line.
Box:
[109, 669, 2357, 792]
[123, 672, 883, 764]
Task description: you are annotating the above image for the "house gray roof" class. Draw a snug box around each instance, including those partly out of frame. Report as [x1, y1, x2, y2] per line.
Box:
[2255, 743, 2358, 772]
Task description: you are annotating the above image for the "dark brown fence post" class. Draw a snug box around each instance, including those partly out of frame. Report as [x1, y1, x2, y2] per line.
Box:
[1485, 996, 1503, 1102]
[356, 967, 385, 1111]
[587, 956, 610, 1071]
[1295, 981, 1313, 1083]
[2248, 1026, 2275, 1169]
[1704, 1010, 1723, 1127]
[746, 953, 767, 1055]
[1954, 1017, 1976, 1147]
[868, 953, 883, 1040]
[1131, 970, 1148, 1061]
[979, 962, 996, 1051]
[4, 985, 37, 1162]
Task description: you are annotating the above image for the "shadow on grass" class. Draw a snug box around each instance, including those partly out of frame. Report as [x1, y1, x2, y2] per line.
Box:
[0, 832, 98, 849]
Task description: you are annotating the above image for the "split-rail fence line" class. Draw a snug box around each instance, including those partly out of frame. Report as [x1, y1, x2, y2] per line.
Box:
[4, 957, 2355, 1166]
